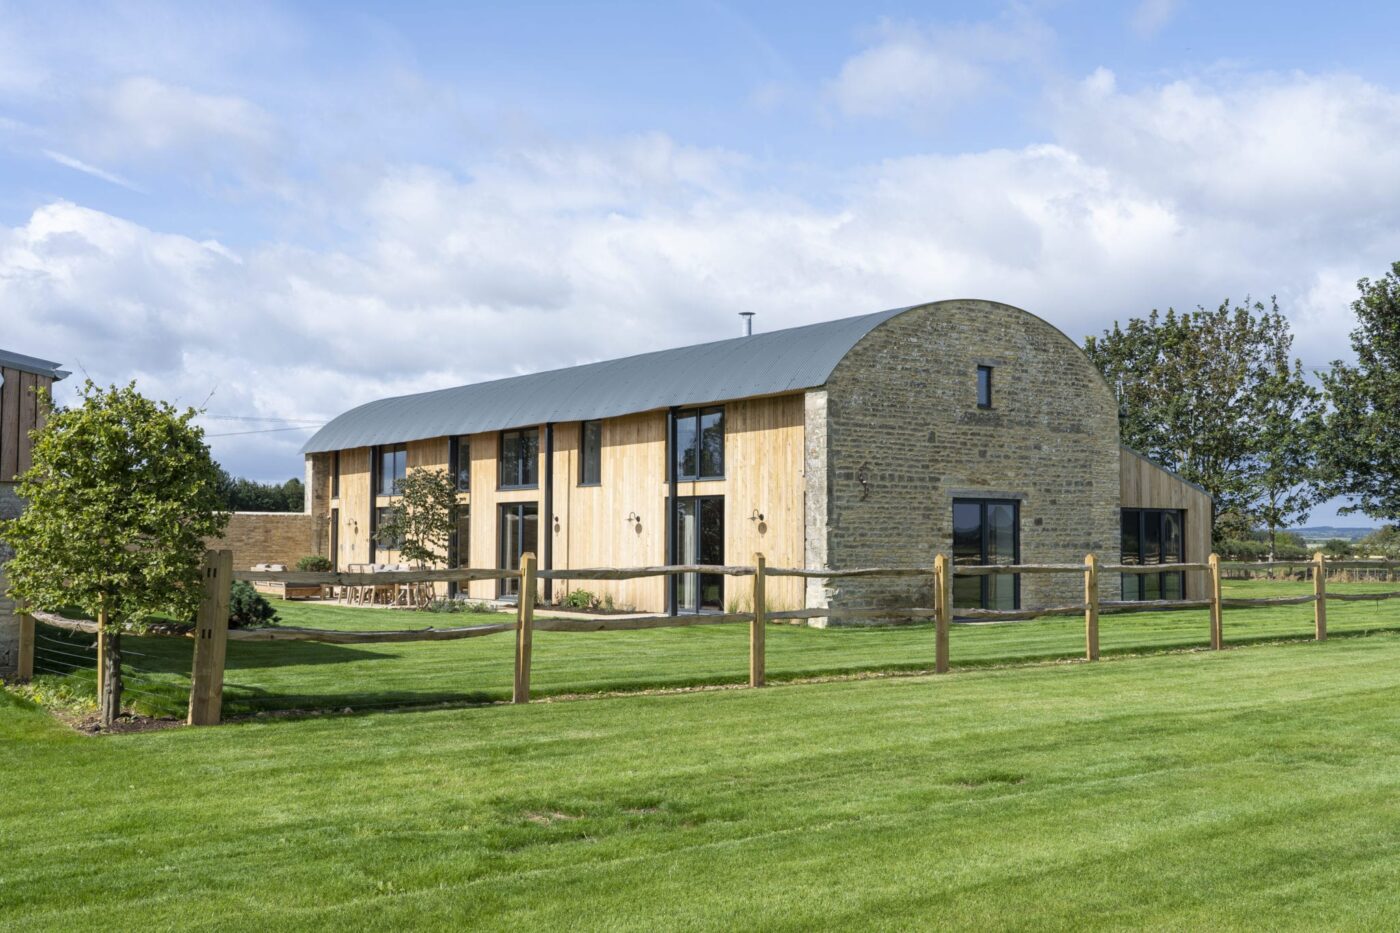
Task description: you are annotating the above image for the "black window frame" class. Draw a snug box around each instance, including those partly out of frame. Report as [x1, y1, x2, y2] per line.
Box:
[668, 494, 725, 614]
[498, 502, 539, 600]
[449, 435, 471, 492]
[672, 406, 725, 482]
[375, 505, 404, 551]
[952, 497, 1021, 611]
[976, 365, 993, 409]
[579, 420, 603, 487]
[330, 450, 340, 498]
[1120, 508, 1186, 601]
[498, 428, 540, 490]
[448, 505, 471, 597]
[376, 444, 407, 497]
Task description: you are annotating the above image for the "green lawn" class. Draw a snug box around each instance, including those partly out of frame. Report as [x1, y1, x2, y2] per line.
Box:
[21, 578, 1400, 718]
[7, 631, 1400, 929]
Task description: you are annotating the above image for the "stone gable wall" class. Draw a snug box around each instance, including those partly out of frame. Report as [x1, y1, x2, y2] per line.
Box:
[820, 300, 1122, 612]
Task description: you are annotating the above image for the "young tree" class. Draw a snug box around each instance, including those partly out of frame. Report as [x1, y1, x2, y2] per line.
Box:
[1, 382, 228, 726]
[1248, 354, 1326, 560]
[1084, 297, 1323, 545]
[1321, 261, 1400, 520]
[375, 468, 457, 570]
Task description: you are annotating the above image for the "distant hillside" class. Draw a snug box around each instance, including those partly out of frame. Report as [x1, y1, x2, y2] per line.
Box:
[1295, 526, 1378, 544]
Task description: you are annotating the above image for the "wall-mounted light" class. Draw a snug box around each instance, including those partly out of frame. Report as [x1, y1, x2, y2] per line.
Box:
[625, 511, 640, 523]
[749, 509, 765, 522]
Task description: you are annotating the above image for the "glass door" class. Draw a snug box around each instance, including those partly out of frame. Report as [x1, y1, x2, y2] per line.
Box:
[672, 496, 724, 612]
[1121, 509, 1185, 600]
[952, 499, 1020, 611]
[498, 503, 538, 599]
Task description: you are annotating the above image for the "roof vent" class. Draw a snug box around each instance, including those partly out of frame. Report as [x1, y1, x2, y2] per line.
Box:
[739, 312, 755, 337]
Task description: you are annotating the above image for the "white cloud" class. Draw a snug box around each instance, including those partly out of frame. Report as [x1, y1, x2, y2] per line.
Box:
[1130, 0, 1181, 38]
[828, 12, 1052, 122]
[93, 76, 277, 159]
[8, 63, 1400, 482]
[42, 149, 146, 192]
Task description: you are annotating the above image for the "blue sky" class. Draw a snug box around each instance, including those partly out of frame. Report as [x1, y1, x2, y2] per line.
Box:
[3, 0, 1397, 525]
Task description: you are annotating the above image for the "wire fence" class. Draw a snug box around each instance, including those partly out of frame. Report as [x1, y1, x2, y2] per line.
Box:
[14, 551, 1400, 725]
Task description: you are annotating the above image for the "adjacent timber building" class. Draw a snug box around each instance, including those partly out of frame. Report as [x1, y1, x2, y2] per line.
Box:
[0, 348, 68, 674]
[302, 300, 1210, 616]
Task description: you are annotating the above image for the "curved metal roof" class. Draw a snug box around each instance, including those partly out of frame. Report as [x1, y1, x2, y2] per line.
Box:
[303, 305, 912, 453]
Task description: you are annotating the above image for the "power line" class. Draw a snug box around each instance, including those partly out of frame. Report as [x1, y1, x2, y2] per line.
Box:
[199, 414, 325, 424]
[204, 425, 321, 438]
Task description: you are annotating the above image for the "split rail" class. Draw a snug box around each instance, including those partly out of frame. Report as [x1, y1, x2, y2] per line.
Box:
[13, 549, 1400, 726]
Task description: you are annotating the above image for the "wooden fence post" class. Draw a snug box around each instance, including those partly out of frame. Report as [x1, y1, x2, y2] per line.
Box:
[1313, 550, 1327, 642]
[16, 600, 34, 682]
[934, 553, 950, 674]
[1084, 553, 1099, 661]
[1208, 553, 1223, 650]
[750, 553, 766, 688]
[188, 549, 233, 726]
[513, 552, 537, 704]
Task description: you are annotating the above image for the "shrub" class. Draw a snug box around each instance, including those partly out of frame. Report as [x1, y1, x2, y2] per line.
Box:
[562, 589, 597, 610]
[228, 581, 279, 629]
[296, 555, 333, 572]
[426, 598, 500, 615]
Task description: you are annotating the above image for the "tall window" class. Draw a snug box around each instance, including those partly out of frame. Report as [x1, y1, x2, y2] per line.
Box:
[375, 505, 403, 550]
[977, 365, 993, 408]
[579, 420, 602, 486]
[331, 450, 340, 498]
[952, 498, 1020, 611]
[377, 444, 406, 496]
[674, 407, 724, 480]
[1121, 509, 1185, 600]
[499, 429, 539, 488]
[671, 496, 724, 613]
[450, 436, 470, 491]
[498, 503, 538, 599]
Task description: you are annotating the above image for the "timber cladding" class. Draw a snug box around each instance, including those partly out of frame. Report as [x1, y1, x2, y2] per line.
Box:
[0, 366, 55, 482]
[821, 300, 1123, 609]
[1120, 447, 1213, 598]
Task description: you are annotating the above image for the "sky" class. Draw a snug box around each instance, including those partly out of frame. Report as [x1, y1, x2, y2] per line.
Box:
[3, 0, 1397, 526]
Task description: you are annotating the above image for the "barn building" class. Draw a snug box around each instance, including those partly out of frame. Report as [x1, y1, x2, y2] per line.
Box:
[301, 299, 1210, 616]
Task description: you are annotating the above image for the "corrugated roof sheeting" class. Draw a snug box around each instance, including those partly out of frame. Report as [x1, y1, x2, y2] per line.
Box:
[0, 348, 69, 380]
[303, 306, 912, 453]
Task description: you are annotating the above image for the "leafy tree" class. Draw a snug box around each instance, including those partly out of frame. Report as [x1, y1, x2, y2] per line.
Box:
[213, 468, 305, 512]
[1320, 262, 1400, 520]
[1248, 351, 1326, 560]
[1085, 298, 1323, 545]
[1320, 538, 1355, 559]
[1, 382, 228, 726]
[1357, 525, 1400, 559]
[375, 468, 457, 570]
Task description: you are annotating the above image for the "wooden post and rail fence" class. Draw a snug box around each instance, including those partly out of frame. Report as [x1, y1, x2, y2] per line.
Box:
[10, 549, 1394, 726]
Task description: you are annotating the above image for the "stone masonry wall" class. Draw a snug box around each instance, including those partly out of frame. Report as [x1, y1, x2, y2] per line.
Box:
[822, 300, 1121, 612]
[206, 511, 317, 571]
[0, 483, 24, 675]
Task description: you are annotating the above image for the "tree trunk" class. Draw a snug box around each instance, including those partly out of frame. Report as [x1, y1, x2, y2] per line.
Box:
[99, 629, 122, 727]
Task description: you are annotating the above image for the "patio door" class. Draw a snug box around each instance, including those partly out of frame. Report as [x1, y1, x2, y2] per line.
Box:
[952, 499, 1020, 611]
[498, 503, 538, 600]
[672, 496, 724, 613]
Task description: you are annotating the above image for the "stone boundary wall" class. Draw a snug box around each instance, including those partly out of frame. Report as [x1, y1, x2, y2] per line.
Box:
[206, 511, 318, 572]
